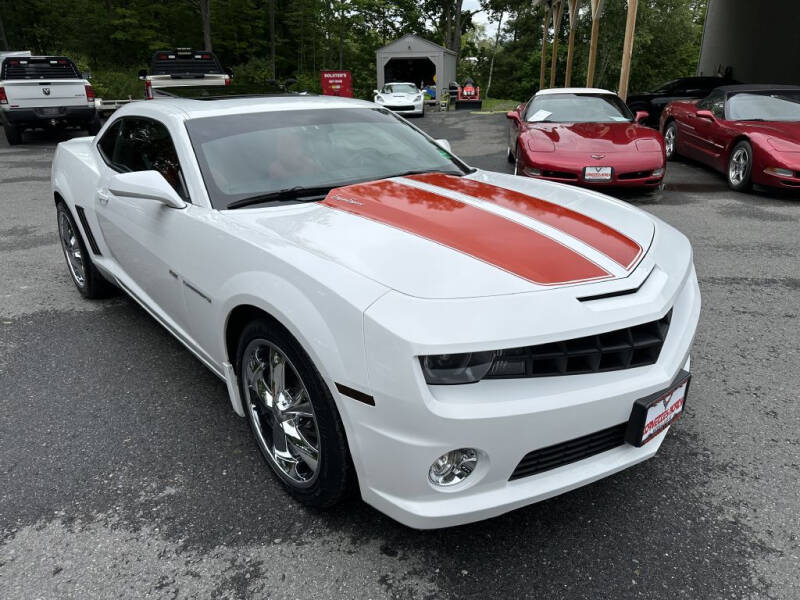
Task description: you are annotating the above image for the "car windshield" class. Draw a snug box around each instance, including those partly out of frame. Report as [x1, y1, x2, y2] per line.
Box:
[185, 107, 468, 209]
[384, 84, 418, 94]
[726, 92, 800, 122]
[524, 93, 633, 123]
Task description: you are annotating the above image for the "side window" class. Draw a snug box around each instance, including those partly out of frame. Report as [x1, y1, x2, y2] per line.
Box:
[97, 121, 121, 165]
[113, 117, 189, 201]
[698, 92, 725, 118]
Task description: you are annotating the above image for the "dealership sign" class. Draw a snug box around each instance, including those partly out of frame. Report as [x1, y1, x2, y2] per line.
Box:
[320, 70, 353, 97]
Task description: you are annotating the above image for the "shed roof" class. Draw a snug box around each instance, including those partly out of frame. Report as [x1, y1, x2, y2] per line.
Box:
[376, 34, 456, 56]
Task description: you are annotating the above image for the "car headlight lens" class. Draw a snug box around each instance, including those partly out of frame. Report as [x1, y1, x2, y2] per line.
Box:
[636, 138, 662, 152]
[429, 448, 479, 486]
[420, 351, 497, 384]
[767, 137, 800, 152]
[652, 167, 665, 177]
[523, 167, 542, 177]
[414, 94, 422, 102]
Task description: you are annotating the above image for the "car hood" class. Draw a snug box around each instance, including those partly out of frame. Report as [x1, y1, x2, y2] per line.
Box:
[226, 171, 656, 299]
[732, 120, 800, 143]
[522, 121, 662, 153]
[379, 92, 419, 101]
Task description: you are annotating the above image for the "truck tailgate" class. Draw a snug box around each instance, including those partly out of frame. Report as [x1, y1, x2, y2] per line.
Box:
[4, 80, 88, 108]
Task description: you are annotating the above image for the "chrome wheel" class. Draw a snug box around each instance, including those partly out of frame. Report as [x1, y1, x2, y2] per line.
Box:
[243, 340, 321, 486]
[729, 146, 750, 186]
[664, 125, 676, 159]
[57, 210, 86, 288]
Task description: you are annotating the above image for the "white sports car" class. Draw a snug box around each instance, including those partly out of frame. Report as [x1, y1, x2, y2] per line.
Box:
[52, 95, 700, 529]
[373, 82, 424, 116]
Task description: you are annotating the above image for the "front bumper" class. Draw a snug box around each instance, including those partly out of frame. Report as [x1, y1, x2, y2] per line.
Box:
[519, 151, 665, 189]
[2, 105, 96, 127]
[346, 247, 699, 529]
[381, 101, 424, 115]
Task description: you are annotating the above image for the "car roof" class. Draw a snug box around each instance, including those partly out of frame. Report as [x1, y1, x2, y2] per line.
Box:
[713, 83, 800, 96]
[536, 87, 616, 96]
[117, 94, 378, 121]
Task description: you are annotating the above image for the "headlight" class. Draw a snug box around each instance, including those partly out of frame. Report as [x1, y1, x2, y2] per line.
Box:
[419, 351, 497, 384]
[414, 94, 422, 102]
[375, 95, 384, 103]
[524, 138, 555, 152]
[635, 138, 662, 152]
[652, 167, 665, 177]
[764, 167, 794, 178]
[767, 137, 800, 152]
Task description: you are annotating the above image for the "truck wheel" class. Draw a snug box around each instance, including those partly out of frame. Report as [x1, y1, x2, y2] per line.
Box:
[236, 318, 353, 508]
[56, 202, 116, 298]
[86, 118, 102, 136]
[3, 123, 22, 146]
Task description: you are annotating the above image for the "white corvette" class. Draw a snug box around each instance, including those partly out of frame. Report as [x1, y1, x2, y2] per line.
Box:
[373, 82, 425, 116]
[51, 95, 700, 529]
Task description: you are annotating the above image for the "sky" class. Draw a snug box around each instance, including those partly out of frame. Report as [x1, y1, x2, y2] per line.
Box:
[463, 0, 500, 38]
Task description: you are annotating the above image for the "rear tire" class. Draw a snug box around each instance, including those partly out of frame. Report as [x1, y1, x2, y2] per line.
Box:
[56, 201, 116, 299]
[4, 123, 22, 146]
[236, 318, 353, 509]
[727, 140, 753, 192]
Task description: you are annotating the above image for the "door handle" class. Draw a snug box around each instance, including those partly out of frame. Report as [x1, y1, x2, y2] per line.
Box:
[97, 191, 111, 206]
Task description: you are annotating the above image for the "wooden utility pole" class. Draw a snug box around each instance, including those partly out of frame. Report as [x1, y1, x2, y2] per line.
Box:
[486, 10, 505, 99]
[586, 0, 604, 87]
[539, 2, 551, 91]
[617, 0, 639, 101]
[549, 1, 563, 88]
[564, 0, 578, 87]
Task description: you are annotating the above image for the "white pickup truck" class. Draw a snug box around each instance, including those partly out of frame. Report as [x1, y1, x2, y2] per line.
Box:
[0, 55, 100, 145]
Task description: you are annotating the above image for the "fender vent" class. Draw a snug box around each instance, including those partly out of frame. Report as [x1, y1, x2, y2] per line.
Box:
[74, 205, 101, 255]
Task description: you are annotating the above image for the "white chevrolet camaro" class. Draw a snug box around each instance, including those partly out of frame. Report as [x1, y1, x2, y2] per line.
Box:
[373, 82, 425, 116]
[51, 95, 700, 529]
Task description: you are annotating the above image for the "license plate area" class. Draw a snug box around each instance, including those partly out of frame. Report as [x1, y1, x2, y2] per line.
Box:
[39, 107, 62, 116]
[583, 166, 612, 181]
[625, 370, 691, 447]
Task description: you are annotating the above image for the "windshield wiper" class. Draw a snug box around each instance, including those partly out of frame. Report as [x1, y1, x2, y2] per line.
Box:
[226, 185, 334, 210]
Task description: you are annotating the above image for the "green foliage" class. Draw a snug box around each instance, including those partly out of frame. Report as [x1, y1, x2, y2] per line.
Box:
[0, 0, 706, 101]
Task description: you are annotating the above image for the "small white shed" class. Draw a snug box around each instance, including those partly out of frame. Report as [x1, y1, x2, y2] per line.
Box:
[375, 34, 457, 91]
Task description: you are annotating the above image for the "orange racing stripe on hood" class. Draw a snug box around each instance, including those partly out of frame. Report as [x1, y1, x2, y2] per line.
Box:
[408, 173, 642, 269]
[322, 180, 611, 286]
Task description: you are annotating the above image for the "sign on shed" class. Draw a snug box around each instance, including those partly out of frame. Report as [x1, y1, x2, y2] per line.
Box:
[320, 70, 353, 97]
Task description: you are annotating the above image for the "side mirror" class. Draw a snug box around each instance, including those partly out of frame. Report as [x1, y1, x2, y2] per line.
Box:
[696, 109, 715, 120]
[82, 71, 92, 81]
[373, 90, 380, 95]
[635, 110, 649, 123]
[138, 69, 148, 80]
[224, 66, 234, 79]
[506, 110, 520, 123]
[435, 139, 451, 152]
[108, 171, 186, 209]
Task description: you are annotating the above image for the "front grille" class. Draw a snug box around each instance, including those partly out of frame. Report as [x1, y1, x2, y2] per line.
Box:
[485, 310, 671, 379]
[388, 105, 415, 111]
[510, 423, 627, 480]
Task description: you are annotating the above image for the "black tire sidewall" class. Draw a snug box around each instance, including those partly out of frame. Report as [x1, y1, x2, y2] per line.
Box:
[236, 319, 351, 508]
[728, 141, 753, 191]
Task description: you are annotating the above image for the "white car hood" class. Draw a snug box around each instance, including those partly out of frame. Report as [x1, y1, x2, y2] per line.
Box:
[227, 170, 655, 300]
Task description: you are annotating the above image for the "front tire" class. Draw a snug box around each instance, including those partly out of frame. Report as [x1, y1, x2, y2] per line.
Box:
[236, 319, 352, 508]
[663, 121, 678, 161]
[727, 140, 753, 192]
[4, 123, 22, 146]
[56, 202, 115, 298]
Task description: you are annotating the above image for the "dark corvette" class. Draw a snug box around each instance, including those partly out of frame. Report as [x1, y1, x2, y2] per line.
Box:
[627, 76, 738, 128]
[660, 84, 800, 191]
[507, 88, 666, 190]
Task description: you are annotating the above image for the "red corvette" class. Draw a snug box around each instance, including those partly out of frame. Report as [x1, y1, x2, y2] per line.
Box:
[506, 88, 666, 190]
[661, 84, 800, 191]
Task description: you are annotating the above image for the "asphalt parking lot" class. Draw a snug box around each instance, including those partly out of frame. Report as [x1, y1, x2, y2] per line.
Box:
[1, 109, 799, 600]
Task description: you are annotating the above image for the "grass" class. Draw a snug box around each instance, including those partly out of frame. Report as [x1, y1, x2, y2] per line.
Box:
[473, 98, 520, 114]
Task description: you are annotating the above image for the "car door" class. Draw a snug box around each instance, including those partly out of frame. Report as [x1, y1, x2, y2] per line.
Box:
[686, 92, 726, 165]
[94, 116, 192, 329]
[508, 99, 530, 156]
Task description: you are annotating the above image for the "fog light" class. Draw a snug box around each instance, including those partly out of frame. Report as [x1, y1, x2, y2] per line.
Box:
[522, 167, 542, 177]
[429, 448, 478, 486]
[652, 167, 665, 177]
[765, 167, 794, 178]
